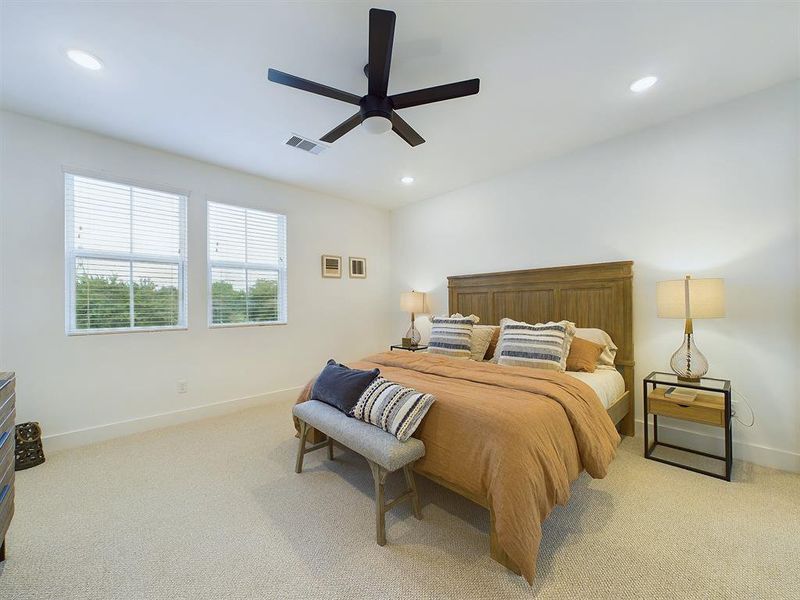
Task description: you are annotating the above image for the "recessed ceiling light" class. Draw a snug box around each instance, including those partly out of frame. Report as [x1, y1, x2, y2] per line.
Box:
[67, 49, 103, 71]
[400, 176, 415, 185]
[630, 75, 658, 93]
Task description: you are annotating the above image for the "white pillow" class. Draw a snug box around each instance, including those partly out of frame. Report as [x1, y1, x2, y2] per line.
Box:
[470, 325, 495, 361]
[574, 328, 617, 367]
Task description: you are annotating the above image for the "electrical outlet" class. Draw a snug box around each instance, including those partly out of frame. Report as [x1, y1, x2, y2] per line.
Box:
[177, 379, 188, 394]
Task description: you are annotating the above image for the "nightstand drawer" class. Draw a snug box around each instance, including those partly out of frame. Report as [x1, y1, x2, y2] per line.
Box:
[648, 393, 724, 427]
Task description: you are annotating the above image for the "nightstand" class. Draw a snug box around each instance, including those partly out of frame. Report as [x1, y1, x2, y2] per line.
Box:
[643, 371, 732, 481]
[390, 344, 428, 352]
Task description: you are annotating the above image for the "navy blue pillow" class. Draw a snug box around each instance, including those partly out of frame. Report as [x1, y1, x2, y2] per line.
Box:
[311, 359, 380, 414]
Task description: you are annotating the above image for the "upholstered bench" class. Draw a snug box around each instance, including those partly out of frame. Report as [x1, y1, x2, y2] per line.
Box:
[292, 400, 425, 545]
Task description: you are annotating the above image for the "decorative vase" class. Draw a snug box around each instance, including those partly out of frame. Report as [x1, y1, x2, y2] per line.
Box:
[405, 323, 421, 346]
[669, 333, 709, 382]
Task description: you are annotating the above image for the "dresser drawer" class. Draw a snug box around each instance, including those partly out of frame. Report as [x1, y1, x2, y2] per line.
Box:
[0, 372, 15, 552]
[0, 438, 12, 478]
[0, 405, 15, 449]
[0, 374, 14, 417]
[648, 391, 724, 427]
[0, 487, 13, 540]
[0, 459, 13, 512]
[0, 478, 13, 540]
[0, 387, 14, 425]
[0, 437, 12, 476]
[0, 402, 14, 464]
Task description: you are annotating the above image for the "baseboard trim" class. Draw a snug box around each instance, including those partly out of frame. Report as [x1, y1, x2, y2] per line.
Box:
[43, 386, 303, 452]
[635, 418, 800, 474]
[40, 395, 799, 472]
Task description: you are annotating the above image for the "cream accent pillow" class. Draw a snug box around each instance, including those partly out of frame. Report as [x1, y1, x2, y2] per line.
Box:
[449, 314, 492, 361]
[470, 325, 496, 361]
[574, 328, 617, 367]
[481, 325, 501, 361]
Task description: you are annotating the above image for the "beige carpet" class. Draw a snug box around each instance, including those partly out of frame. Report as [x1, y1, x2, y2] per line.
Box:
[1, 400, 798, 600]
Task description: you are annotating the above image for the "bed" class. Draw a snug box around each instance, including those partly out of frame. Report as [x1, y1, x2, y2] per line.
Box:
[295, 261, 634, 583]
[446, 260, 635, 437]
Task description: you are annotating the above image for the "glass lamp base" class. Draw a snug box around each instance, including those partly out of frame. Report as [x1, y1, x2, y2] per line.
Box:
[405, 323, 421, 346]
[669, 333, 708, 381]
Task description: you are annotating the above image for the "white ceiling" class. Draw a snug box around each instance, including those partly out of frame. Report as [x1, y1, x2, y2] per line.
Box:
[2, 1, 798, 209]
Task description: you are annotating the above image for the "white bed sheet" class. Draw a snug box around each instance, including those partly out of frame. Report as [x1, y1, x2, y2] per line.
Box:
[566, 367, 625, 409]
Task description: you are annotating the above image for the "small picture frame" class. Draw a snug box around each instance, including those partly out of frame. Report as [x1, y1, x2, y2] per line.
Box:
[349, 257, 367, 279]
[321, 255, 342, 278]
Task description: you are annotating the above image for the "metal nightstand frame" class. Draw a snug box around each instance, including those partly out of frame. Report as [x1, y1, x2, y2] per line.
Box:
[643, 372, 732, 481]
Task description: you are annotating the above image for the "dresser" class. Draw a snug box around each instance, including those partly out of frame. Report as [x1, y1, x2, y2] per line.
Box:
[0, 372, 15, 561]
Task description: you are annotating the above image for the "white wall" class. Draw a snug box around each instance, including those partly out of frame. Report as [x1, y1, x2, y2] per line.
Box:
[2, 82, 797, 470]
[0, 112, 392, 447]
[391, 81, 800, 472]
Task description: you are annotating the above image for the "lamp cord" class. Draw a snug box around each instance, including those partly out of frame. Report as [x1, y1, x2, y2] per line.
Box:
[731, 388, 755, 427]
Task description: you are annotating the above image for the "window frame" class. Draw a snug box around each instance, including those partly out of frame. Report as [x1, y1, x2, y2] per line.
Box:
[206, 200, 288, 328]
[64, 169, 189, 336]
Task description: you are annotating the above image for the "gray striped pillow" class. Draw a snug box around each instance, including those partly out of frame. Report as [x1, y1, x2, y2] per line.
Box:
[350, 377, 436, 442]
[496, 318, 576, 371]
[428, 314, 479, 359]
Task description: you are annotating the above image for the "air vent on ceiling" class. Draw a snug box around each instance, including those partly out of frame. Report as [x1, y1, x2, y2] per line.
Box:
[285, 134, 327, 155]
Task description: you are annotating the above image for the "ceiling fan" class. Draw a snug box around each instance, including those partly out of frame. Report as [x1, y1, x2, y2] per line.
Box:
[267, 8, 480, 147]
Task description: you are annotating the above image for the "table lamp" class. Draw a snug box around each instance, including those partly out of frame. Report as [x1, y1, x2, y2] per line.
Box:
[400, 291, 425, 346]
[657, 275, 725, 382]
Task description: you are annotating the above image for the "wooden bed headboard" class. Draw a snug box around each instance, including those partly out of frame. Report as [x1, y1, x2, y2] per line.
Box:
[448, 261, 634, 433]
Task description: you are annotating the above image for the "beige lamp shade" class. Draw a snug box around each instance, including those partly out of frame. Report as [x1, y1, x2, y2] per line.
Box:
[657, 277, 725, 319]
[400, 291, 425, 314]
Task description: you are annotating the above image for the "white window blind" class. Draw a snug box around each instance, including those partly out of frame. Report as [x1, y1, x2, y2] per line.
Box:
[64, 172, 188, 334]
[207, 201, 287, 326]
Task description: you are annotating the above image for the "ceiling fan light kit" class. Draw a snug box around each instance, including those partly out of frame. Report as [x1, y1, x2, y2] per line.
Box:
[362, 115, 392, 135]
[267, 8, 480, 147]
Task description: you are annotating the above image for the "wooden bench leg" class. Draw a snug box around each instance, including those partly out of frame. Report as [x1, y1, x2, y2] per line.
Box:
[295, 423, 337, 474]
[367, 460, 387, 546]
[403, 465, 422, 520]
[295, 420, 309, 474]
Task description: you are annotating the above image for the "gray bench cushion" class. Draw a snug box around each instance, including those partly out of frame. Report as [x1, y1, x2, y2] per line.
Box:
[293, 400, 425, 472]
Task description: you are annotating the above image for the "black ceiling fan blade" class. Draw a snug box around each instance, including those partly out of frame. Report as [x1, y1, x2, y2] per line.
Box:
[320, 112, 363, 143]
[267, 68, 361, 106]
[390, 78, 480, 110]
[368, 8, 396, 97]
[391, 112, 425, 147]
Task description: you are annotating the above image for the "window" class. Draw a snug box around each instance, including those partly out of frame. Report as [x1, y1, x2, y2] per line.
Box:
[207, 201, 287, 326]
[65, 172, 187, 334]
